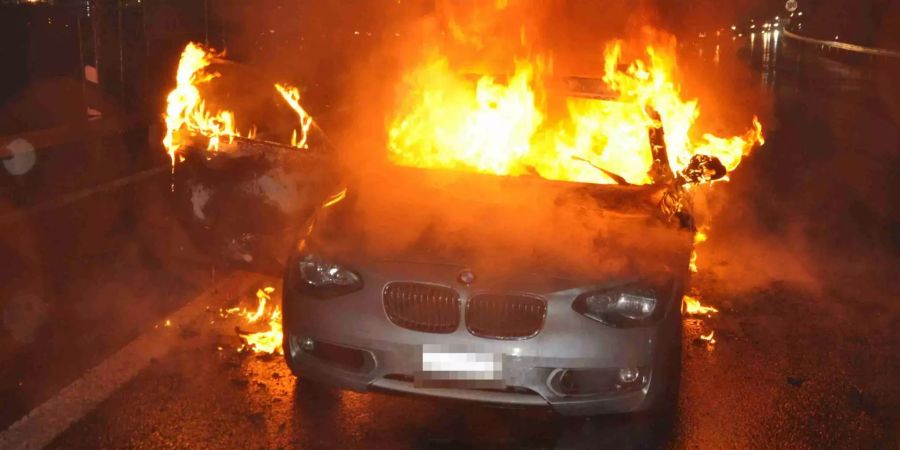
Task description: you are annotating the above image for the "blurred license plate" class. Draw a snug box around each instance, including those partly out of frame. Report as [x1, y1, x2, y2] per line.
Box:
[415, 345, 503, 388]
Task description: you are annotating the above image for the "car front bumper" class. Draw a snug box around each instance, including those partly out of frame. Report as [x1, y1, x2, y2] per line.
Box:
[283, 260, 682, 416]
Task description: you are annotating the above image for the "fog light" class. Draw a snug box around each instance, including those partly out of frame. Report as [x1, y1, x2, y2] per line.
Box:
[300, 337, 315, 351]
[559, 369, 577, 393]
[618, 367, 639, 384]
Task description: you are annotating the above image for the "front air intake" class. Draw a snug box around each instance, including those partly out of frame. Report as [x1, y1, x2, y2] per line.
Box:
[466, 293, 546, 339]
[383, 282, 461, 334]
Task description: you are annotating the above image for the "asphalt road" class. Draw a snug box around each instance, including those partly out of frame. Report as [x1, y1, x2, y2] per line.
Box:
[2, 35, 899, 449]
[21, 265, 895, 449]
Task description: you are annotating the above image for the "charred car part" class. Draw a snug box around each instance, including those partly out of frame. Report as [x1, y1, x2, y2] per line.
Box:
[577, 106, 729, 229]
[655, 154, 728, 230]
[679, 154, 727, 184]
[646, 107, 676, 186]
[171, 134, 336, 272]
[644, 106, 728, 229]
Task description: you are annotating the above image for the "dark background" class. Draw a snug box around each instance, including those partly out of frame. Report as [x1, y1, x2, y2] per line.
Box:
[0, 2, 897, 446]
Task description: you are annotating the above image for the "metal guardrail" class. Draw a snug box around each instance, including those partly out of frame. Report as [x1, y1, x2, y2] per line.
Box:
[0, 115, 162, 227]
[0, 166, 167, 227]
[782, 30, 900, 59]
[0, 117, 141, 159]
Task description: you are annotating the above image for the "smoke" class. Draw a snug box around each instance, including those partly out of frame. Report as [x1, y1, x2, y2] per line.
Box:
[214, 0, 899, 297]
[233, 0, 776, 288]
[311, 163, 693, 286]
[688, 56, 900, 298]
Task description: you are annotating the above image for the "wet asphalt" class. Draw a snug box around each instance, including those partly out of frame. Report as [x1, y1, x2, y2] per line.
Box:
[35, 265, 895, 449]
[3, 35, 900, 450]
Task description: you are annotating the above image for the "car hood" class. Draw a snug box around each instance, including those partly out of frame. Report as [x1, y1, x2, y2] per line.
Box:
[305, 167, 692, 283]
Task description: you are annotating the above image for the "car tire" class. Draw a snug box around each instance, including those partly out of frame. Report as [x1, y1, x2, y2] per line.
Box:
[655, 337, 682, 416]
[647, 311, 683, 419]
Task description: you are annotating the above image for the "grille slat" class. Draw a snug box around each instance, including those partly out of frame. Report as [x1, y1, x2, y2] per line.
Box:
[384, 283, 460, 333]
[466, 294, 546, 339]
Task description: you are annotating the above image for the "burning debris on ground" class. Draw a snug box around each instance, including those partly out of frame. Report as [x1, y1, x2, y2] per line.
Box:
[211, 286, 284, 355]
[234, 287, 283, 355]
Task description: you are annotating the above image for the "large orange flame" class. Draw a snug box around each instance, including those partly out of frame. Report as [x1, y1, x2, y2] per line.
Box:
[163, 43, 244, 165]
[163, 43, 317, 165]
[388, 40, 764, 185]
[389, 57, 544, 176]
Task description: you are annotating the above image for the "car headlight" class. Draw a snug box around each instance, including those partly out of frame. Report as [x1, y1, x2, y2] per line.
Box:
[572, 278, 674, 327]
[288, 254, 362, 298]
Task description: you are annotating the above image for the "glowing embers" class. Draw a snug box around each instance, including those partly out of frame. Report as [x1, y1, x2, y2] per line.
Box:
[388, 38, 764, 185]
[684, 293, 718, 351]
[690, 228, 709, 273]
[685, 227, 718, 349]
[322, 187, 348, 208]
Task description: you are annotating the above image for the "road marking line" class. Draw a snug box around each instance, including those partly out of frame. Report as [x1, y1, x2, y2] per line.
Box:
[0, 271, 266, 450]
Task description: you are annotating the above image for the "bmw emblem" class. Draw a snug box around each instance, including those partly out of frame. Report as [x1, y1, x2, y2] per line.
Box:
[457, 269, 476, 285]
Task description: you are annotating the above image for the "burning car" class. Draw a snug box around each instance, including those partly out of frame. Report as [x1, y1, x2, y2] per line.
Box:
[159, 38, 761, 416]
[277, 26, 765, 413]
[282, 168, 693, 416]
[278, 69, 745, 416]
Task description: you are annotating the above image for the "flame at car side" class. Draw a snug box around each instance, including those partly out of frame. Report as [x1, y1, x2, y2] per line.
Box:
[683, 294, 719, 316]
[162, 43, 317, 166]
[162, 43, 242, 164]
[275, 83, 315, 150]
